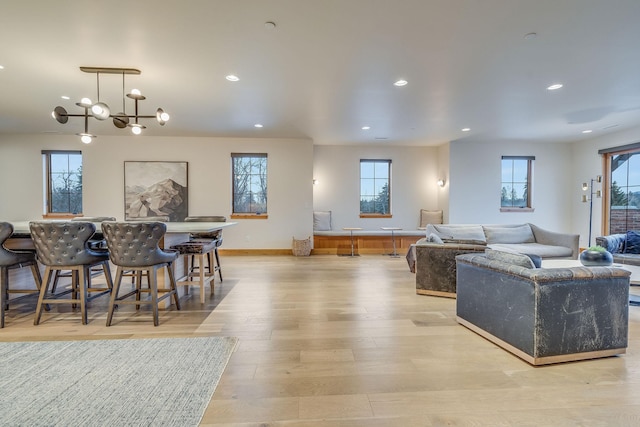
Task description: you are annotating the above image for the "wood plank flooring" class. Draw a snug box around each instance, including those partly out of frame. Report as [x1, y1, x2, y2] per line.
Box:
[3, 255, 640, 426]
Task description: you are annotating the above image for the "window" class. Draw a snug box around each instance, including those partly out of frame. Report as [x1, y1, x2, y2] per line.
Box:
[500, 156, 534, 211]
[600, 143, 640, 234]
[231, 153, 267, 216]
[42, 150, 82, 215]
[360, 159, 391, 216]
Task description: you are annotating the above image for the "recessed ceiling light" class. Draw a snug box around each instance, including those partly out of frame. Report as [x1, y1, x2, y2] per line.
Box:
[254, 123, 263, 128]
[61, 95, 70, 100]
[361, 126, 370, 130]
[461, 128, 471, 132]
[374, 137, 389, 140]
[264, 21, 276, 30]
[524, 32, 537, 40]
[0, 65, 4, 70]
[226, 75, 239, 82]
[394, 79, 408, 87]
[582, 129, 593, 134]
[547, 83, 563, 90]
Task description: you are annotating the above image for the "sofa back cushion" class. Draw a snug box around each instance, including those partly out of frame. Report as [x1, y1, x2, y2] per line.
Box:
[483, 224, 535, 244]
[425, 224, 486, 244]
[485, 248, 536, 269]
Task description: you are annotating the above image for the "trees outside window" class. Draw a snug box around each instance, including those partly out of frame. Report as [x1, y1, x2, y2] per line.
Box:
[232, 153, 267, 214]
[360, 159, 391, 215]
[501, 156, 533, 210]
[43, 151, 82, 215]
[607, 149, 640, 233]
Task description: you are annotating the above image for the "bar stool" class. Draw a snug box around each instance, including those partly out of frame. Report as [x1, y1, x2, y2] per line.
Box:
[29, 221, 113, 325]
[101, 221, 181, 326]
[0, 222, 43, 328]
[170, 239, 217, 303]
[184, 216, 225, 281]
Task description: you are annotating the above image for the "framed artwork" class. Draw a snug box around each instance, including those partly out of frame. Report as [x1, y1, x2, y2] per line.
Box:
[124, 161, 188, 221]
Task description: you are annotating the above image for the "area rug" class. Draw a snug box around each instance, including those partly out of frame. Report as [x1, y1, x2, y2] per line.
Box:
[0, 336, 237, 426]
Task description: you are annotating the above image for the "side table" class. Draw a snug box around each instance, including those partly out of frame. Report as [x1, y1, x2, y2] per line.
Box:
[341, 228, 362, 257]
[381, 227, 402, 257]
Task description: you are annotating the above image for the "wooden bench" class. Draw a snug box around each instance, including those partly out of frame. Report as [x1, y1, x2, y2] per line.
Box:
[312, 230, 425, 255]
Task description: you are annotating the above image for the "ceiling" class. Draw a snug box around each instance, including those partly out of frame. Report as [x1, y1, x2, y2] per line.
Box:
[2, 0, 640, 146]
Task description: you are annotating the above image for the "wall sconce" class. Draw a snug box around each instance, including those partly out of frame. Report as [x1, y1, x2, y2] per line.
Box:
[437, 179, 445, 187]
[581, 175, 602, 246]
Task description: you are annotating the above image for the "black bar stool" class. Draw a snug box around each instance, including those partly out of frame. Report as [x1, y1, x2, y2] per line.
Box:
[0, 222, 43, 328]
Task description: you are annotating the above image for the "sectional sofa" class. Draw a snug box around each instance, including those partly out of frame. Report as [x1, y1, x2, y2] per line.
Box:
[413, 223, 579, 297]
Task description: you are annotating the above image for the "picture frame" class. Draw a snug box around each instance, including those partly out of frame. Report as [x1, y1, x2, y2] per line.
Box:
[124, 161, 188, 221]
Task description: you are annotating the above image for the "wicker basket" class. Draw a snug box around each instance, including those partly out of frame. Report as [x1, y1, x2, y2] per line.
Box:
[292, 236, 312, 256]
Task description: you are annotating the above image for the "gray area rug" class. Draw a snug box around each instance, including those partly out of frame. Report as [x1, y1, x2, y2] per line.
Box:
[0, 336, 237, 426]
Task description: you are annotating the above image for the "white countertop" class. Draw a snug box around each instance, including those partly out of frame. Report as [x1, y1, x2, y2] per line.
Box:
[9, 220, 236, 235]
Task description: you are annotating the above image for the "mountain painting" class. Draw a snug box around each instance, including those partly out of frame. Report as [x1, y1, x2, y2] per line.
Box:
[124, 161, 188, 221]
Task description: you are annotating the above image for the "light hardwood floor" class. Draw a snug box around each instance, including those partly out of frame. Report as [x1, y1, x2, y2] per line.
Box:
[4, 255, 640, 426]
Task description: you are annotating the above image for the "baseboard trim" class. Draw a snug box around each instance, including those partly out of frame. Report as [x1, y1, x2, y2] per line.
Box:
[218, 249, 293, 256]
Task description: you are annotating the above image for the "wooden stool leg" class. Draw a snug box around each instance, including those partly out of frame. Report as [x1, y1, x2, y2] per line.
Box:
[150, 266, 159, 327]
[34, 268, 53, 325]
[106, 268, 124, 327]
[166, 262, 181, 310]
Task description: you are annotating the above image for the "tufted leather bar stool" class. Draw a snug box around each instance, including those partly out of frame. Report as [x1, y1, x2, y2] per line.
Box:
[0, 222, 43, 328]
[184, 216, 226, 282]
[101, 222, 181, 326]
[29, 221, 113, 325]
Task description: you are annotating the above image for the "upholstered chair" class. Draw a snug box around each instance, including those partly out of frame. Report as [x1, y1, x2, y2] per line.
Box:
[29, 221, 113, 325]
[101, 221, 180, 326]
[184, 216, 226, 281]
[0, 222, 43, 328]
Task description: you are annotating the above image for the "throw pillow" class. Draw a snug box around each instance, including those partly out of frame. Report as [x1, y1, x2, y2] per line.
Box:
[485, 248, 536, 269]
[313, 211, 332, 231]
[419, 210, 443, 228]
[624, 230, 640, 254]
[427, 233, 444, 244]
[483, 224, 535, 244]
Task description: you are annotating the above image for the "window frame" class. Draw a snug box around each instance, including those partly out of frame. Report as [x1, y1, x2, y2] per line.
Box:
[500, 155, 534, 212]
[359, 159, 392, 218]
[231, 153, 268, 219]
[599, 142, 640, 235]
[42, 150, 83, 218]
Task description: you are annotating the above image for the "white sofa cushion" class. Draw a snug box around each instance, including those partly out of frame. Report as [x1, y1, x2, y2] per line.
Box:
[425, 224, 486, 243]
[483, 224, 535, 244]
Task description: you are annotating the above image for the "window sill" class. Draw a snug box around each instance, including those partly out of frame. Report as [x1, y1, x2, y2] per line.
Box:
[43, 213, 80, 219]
[500, 207, 535, 213]
[231, 214, 268, 220]
[359, 214, 392, 218]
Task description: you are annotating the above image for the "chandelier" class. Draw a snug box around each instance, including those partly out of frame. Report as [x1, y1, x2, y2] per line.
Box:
[52, 66, 170, 144]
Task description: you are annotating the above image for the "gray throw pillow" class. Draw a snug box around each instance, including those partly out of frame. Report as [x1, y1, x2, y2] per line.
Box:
[485, 248, 536, 269]
[313, 211, 332, 231]
[427, 233, 444, 244]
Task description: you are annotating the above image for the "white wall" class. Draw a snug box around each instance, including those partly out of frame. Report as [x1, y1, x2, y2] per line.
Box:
[448, 139, 573, 232]
[569, 125, 640, 248]
[0, 134, 314, 249]
[312, 145, 441, 230]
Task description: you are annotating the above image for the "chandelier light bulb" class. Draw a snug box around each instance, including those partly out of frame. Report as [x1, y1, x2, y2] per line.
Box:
[131, 125, 142, 135]
[80, 134, 92, 144]
[160, 112, 170, 121]
[79, 98, 92, 107]
[130, 88, 141, 96]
